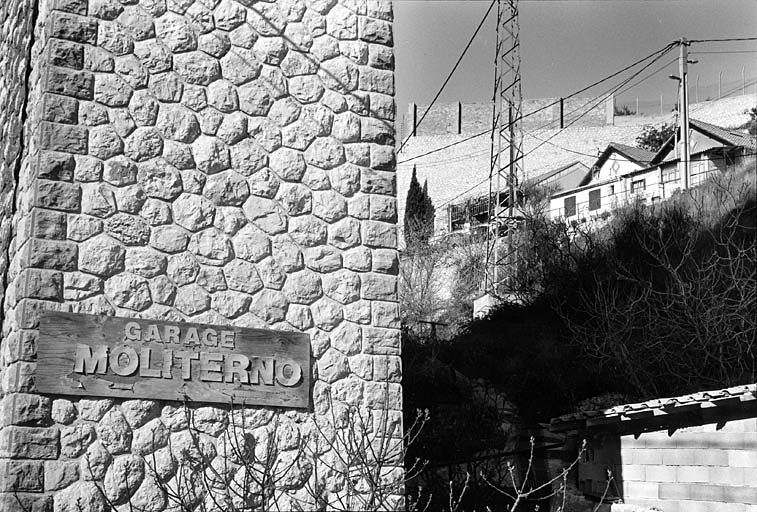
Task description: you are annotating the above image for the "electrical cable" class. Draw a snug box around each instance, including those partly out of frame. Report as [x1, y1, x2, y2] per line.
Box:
[691, 50, 757, 55]
[434, 44, 678, 210]
[396, 0, 497, 156]
[398, 41, 678, 161]
[689, 38, 757, 43]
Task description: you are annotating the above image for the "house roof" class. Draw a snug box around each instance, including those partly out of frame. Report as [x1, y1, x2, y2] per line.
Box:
[528, 160, 590, 187]
[550, 383, 757, 433]
[651, 118, 756, 165]
[595, 143, 657, 169]
[690, 118, 757, 148]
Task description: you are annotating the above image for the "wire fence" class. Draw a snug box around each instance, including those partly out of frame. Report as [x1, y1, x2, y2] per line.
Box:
[615, 75, 757, 117]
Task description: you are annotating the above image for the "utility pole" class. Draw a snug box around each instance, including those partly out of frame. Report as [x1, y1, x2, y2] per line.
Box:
[678, 38, 691, 190]
[718, 71, 722, 99]
[695, 75, 699, 103]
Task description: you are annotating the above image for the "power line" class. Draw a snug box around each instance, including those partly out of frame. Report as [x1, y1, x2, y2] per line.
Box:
[396, 0, 497, 156]
[691, 50, 757, 55]
[690, 37, 757, 43]
[397, 130, 490, 164]
[398, 41, 678, 162]
[434, 44, 678, 210]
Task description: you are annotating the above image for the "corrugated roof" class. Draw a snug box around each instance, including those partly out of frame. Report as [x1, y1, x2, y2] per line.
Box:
[550, 383, 757, 432]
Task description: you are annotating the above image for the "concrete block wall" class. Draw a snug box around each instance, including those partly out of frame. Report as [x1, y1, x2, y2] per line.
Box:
[0, 0, 402, 510]
[617, 417, 757, 512]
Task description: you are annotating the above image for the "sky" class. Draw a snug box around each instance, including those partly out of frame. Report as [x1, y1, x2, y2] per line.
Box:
[394, 0, 757, 117]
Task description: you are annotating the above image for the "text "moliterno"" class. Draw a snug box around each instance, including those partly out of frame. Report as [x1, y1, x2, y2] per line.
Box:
[72, 322, 303, 387]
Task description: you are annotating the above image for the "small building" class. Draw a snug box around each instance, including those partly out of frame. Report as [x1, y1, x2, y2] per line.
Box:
[549, 120, 757, 223]
[550, 384, 757, 511]
[447, 161, 590, 234]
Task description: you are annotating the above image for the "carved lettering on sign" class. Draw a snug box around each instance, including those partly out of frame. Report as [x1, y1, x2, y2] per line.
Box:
[36, 312, 311, 408]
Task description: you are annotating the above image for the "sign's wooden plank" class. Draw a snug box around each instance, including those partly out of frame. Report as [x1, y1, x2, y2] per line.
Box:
[36, 312, 311, 408]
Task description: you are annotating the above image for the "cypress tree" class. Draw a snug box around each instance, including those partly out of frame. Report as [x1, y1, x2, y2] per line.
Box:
[421, 179, 436, 241]
[404, 166, 426, 247]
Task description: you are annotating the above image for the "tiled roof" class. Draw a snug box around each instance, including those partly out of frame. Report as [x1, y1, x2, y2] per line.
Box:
[605, 143, 657, 165]
[690, 118, 757, 149]
[528, 160, 588, 185]
[652, 118, 756, 164]
[550, 383, 757, 432]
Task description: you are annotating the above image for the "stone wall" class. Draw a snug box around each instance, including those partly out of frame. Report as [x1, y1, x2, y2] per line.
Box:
[0, 0, 36, 337]
[0, 0, 402, 510]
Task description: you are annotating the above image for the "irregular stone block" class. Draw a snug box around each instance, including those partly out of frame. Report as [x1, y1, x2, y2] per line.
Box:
[157, 104, 201, 143]
[322, 269, 360, 304]
[362, 220, 396, 248]
[42, 93, 79, 126]
[63, 272, 103, 300]
[34, 179, 81, 211]
[105, 213, 151, 245]
[39, 122, 88, 154]
[174, 283, 211, 315]
[99, 20, 134, 55]
[67, 214, 103, 242]
[81, 183, 117, 218]
[37, 151, 75, 181]
[223, 259, 263, 295]
[134, 39, 173, 74]
[78, 234, 126, 277]
[24, 239, 78, 270]
[31, 208, 67, 239]
[49, 11, 98, 44]
[317, 348, 350, 383]
[360, 17, 392, 45]
[282, 270, 322, 305]
[0, 460, 44, 492]
[174, 51, 222, 86]
[0, 426, 59, 459]
[360, 273, 396, 300]
[150, 225, 189, 253]
[303, 245, 342, 273]
[44, 460, 79, 492]
[74, 155, 104, 182]
[60, 423, 96, 458]
[124, 127, 164, 162]
[88, 125, 124, 159]
[149, 71, 184, 102]
[188, 228, 234, 266]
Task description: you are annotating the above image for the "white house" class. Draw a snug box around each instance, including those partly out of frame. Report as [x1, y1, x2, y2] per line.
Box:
[549, 119, 757, 223]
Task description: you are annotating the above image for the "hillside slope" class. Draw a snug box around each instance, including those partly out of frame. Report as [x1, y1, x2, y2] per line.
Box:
[397, 94, 755, 235]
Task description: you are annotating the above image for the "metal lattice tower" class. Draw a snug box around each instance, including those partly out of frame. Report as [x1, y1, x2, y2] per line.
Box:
[484, 0, 523, 298]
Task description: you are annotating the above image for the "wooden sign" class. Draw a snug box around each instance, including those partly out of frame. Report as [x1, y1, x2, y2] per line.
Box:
[36, 312, 311, 408]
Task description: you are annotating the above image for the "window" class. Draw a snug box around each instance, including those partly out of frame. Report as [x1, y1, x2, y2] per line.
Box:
[631, 179, 646, 193]
[564, 196, 576, 217]
[588, 189, 601, 211]
[662, 167, 680, 183]
[608, 185, 615, 196]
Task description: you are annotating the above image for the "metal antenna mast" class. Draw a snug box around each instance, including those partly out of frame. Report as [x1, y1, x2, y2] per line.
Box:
[485, 0, 523, 299]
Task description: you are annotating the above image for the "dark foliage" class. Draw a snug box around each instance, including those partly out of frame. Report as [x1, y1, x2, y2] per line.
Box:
[408, 177, 756, 426]
[743, 106, 757, 136]
[614, 104, 634, 116]
[404, 167, 435, 247]
[636, 122, 676, 152]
